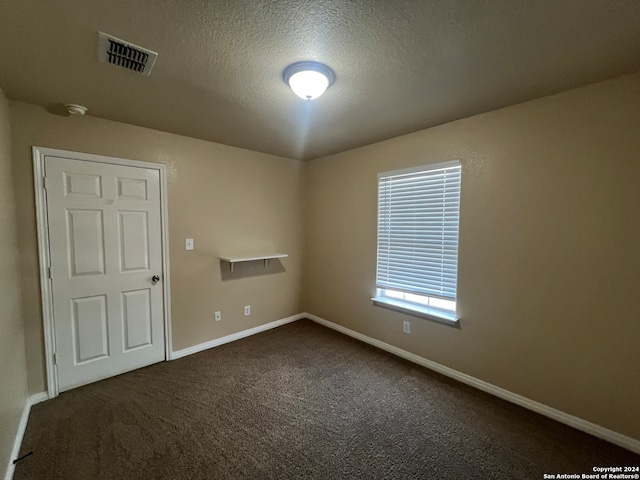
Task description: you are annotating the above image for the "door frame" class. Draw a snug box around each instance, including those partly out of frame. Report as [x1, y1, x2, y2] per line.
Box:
[33, 146, 172, 399]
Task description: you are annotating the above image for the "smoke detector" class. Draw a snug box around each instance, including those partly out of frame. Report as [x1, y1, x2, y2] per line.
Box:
[98, 32, 158, 76]
[65, 104, 87, 115]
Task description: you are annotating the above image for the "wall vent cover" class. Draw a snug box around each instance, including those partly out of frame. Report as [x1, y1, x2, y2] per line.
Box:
[98, 32, 157, 76]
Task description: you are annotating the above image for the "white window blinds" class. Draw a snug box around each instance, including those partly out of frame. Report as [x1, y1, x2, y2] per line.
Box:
[376, 161, 461, 300]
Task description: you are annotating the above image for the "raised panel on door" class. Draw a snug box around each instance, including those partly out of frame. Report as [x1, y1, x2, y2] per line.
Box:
[66, 209, 106, 277]
[71, 295, 109, 364]
[122, 289, 152, 351]
[118, 210, 150, 273]
[64, 172, 103, 198]
[117, 177, 147, 200]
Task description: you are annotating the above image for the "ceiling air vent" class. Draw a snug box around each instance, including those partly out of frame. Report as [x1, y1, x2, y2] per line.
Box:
[98, 32, 157, 76]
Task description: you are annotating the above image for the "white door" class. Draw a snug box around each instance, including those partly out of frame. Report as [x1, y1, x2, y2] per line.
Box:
[45, 155, 165, 392]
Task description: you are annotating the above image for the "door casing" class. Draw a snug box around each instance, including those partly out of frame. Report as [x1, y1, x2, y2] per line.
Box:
[33, 146, 172, 398]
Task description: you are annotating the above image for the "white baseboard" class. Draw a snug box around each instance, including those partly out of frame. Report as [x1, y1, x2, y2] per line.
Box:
[28, 392, 48, 406]
[171, 313, 305, 360]
[4, 392, 49, 480]
[3, 402, 29, 480]
[304, 313, 640, 455]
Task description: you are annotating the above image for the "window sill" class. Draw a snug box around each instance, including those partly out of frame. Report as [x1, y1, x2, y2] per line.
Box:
[372, 296, 460, 327]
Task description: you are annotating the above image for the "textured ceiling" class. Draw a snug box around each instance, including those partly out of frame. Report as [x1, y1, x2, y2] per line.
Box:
[1, 1, 639, 160]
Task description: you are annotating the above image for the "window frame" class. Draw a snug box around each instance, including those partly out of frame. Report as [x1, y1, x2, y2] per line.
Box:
[372, 161, 461, 326]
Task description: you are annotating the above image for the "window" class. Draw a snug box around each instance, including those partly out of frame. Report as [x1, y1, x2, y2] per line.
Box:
[373, 161, 461, 324]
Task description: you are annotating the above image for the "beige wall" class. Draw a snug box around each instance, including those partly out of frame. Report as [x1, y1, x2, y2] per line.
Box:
[10, 101, 304, 395]
[6, 71, 639, 446]
[303, 72, 640, 440]
[0, 89, 29, 476]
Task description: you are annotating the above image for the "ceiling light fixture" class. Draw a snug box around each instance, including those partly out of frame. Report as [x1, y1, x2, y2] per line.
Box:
[283, 61, 335, 100]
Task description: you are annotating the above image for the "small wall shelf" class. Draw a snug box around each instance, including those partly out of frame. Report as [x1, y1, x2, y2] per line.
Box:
[218, 253, 288, 272]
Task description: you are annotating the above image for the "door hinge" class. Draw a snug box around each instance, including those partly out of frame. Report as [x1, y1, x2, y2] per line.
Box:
[47, 267, 51, 279]
[53, 353, 57, 364]
[43, 176, 54, 190]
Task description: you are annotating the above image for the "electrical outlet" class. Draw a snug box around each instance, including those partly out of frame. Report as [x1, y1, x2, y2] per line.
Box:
[214, 311, 221, 322]
[403, 321, 411, 334]
[244, 305, 251, 316]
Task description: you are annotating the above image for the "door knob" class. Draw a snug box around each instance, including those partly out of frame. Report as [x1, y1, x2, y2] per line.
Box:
[152, 275, 160, 284]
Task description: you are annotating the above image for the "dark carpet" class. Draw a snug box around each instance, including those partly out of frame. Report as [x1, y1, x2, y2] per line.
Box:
[15, 319, 639, 479]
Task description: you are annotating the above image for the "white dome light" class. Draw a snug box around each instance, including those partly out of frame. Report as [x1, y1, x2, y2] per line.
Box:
[283, 61, 335, 101]
[288, 70, 329, 100]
